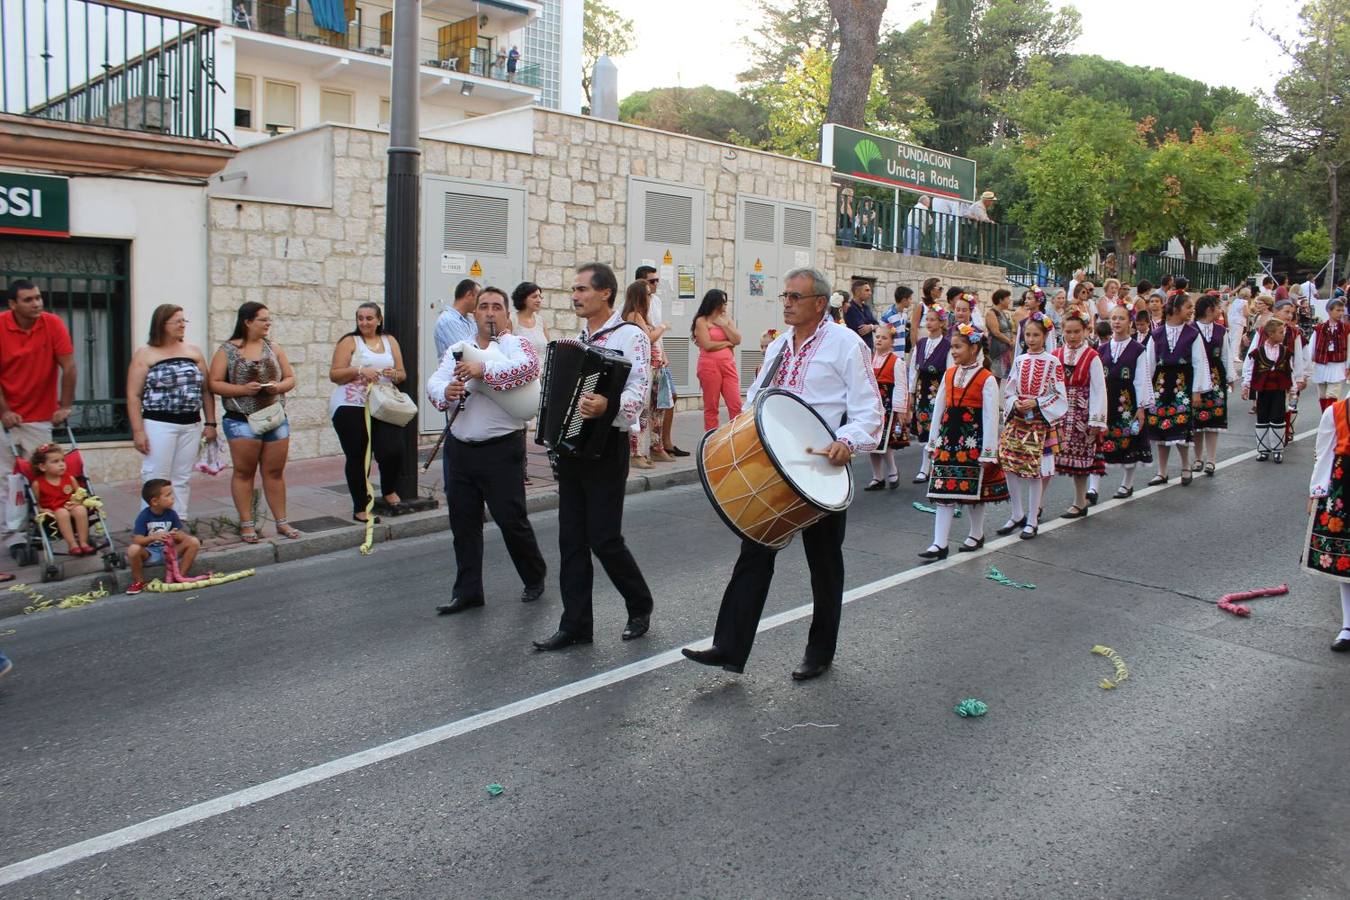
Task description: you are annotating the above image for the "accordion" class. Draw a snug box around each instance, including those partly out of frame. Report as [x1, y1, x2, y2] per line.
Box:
[535, 338, 633, 459]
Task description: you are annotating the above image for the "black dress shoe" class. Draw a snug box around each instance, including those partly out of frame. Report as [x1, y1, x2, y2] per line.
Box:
[996, 516, 1027, 536]
[1086, 489, 1099, 506]
[532, 630, 592, 651]
[436, 596, 484, 615]
[1018, 525, 1039, 540]
[791, 658, 830, 681]
[681, 646, 744, 673]
[1332, 634, 1350, 653]
[864, 479, 886, 492]
[520, 582, 546, 603]
[917, 545, 948, 560]
[667, 446, 691, 457]
[1061, 506, 1088, 519]
[1112, 486, 1134, 499]
[958, 536, 985, 552]
[621, 615, 650, 641]
[888, 478, 899, 490]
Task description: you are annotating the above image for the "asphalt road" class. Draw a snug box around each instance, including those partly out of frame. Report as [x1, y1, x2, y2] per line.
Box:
[2, 400, 1349, 899]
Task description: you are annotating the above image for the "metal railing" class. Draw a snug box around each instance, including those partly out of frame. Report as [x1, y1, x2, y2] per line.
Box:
[835, 189, 1013, 270]
[233, 2, 542, 89]
[1, 0, 222, 141]
[1133, 252, 1222, 291]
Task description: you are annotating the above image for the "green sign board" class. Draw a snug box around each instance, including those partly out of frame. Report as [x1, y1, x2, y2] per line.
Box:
[822, 124, 978, 203]
[0, 172, 70, 238]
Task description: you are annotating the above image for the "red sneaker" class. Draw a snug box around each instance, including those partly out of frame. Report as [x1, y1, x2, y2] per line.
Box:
[125, 581, 146, 595]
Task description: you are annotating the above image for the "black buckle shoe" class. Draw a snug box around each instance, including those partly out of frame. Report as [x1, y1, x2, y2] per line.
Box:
[436, 596, 485, 615]
[520, 583, 546, 603]
[958, 537, 985, 552]
[621, 615, 650, 641]
[995, 516, 1027, 536]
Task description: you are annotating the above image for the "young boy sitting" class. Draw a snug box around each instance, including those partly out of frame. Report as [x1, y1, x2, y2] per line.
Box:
[126, 479, 201, 595]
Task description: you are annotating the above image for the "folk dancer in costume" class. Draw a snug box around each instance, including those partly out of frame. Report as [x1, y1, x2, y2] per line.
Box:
[917, 322, 1008, 560]
[683, 268, 883, 681]
[1015, 291, 1059, 357]
[1190, 294, 1230, 477]
[1273, 299, 1309, 444]
[533, 263, 656, 652]
[1145, 292, 1211, 486]
[866, 324, 909, 491]
[1132, 308, 1153, 347]
[1243, 317, 1297, 463]
[1053, 312, 1107, 518]
[1305, 398, 1350, 652]
[1308, 298, 1348, 413]
[428, 287, 548, 615]
[997, 312, 1066, 540]
[1093, 304, 1154, 500]
[908, 304, 951, 483]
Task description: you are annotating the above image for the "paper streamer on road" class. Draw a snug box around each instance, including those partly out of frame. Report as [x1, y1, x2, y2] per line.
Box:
[485, 783, 504, 796]
[953, 698, 989, 717]
[1091, 645, 1130, 690]
[1216, 583, 1289, 618]
[986, 567, 1035, 590]
[10, 582, 109, 614]
[143, 540, 255, 592]
[912, 502, 961, 518]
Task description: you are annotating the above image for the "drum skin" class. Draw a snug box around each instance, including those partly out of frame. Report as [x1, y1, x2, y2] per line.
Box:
[698, 390, 849, 549]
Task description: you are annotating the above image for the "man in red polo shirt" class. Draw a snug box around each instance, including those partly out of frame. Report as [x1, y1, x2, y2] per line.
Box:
[1, 279, 77, 483]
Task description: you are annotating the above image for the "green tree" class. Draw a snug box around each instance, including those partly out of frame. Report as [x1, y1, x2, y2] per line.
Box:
[1143, 127, 1255, 261]
[582, 0, 634, 109]
[1294, 223, 1334, 267]
[738, 0, 837, 91]
[619, 86, 769, 146]
[1016, 141, 1107, 279]
[824, 0, 889, 128]
[1218, 233, 1261, 282]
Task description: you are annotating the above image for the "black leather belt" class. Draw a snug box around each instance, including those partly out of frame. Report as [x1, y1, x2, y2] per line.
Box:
[451, 429, 525, 448]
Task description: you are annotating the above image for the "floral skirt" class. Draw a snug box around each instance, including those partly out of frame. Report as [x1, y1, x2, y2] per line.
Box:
[1147, 364, 1194, 446]
[1194, 376, 1228, 432]
[873, 410, 910, 453]
[911, 373, 940, 439]
[927, 408, 1006, 504]
[1054, 386, 1105, 476]
[1305, 453, 1350, 580]
[1102, 388, 1152, 466]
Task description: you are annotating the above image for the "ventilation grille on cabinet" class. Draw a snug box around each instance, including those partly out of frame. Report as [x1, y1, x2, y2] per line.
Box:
[443, 193, 510, 256]
[644, 192, 693, 245]
[742, 201, 776, 243]
[782, 206, 814, 248]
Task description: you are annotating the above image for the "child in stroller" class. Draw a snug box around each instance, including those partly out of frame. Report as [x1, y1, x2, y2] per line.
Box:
[30, 443, 96, 555]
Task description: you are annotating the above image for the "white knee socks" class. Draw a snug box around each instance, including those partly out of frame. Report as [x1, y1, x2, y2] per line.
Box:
[1007, 478, 1026, 525]
[1122, 464, 1136, 490]
[1089, 473, 1101, 494]
[933, 504, 955, 549]
[869, 455, 886, 482]
[1340, 583, 1350, 638]
[1026, 476, 1045, 527]
[967, 504, 986, 541]
[883, 449, 897, 480]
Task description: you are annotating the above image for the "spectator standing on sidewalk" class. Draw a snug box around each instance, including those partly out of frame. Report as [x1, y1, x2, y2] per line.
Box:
[126, 304, 216, 516]
[511, 281, 550, 354]
[692, 289, 742, 431]
[844, 278, 880, 350]
[209, 302, 301, 543]
[881, 285, 914, 353]
[1, 281, 76, 472]
[637, 266, 685, 459]
[622, 280, 662, 468]
[329, 302, 409, 523]
[434, 279, 479, 360]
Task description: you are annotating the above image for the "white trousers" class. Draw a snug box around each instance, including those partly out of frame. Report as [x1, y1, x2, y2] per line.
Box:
[141, 419, 203, 515]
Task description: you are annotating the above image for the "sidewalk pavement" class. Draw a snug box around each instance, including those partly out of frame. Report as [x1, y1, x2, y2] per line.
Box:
[1, 410, 711, 617]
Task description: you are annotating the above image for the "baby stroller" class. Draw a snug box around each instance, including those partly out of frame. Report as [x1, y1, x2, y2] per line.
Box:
[7, 424, 127, 583]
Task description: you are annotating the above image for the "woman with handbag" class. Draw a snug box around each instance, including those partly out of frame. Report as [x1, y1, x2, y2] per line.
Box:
[329, 302, 411, 522]
[208, 302, 301, 543]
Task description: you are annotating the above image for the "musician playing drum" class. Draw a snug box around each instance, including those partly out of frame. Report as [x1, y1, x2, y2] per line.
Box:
[427, 287, 548, 615]
[533, 263, 657, 652]
[683, 268, 883, 680]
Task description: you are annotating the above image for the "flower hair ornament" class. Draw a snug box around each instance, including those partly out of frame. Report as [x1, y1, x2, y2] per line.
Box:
[829, 291, 847, 309]
[955, 321, 984, 342]
[1027, 310, 1054, 331]
[928, 304, 948, 322]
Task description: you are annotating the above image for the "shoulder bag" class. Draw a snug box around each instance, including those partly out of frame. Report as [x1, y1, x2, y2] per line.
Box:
[368, 383, 418, 426]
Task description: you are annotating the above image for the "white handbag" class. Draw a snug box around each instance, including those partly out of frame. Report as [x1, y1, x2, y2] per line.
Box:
[246, 401, 287, 435]
[367, 383, 418, 427]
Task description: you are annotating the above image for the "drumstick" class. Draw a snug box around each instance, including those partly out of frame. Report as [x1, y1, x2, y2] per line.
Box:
[804, 447, 833, 457]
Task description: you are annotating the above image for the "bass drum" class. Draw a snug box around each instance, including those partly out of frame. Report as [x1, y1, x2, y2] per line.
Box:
[697, 389, 853, 549]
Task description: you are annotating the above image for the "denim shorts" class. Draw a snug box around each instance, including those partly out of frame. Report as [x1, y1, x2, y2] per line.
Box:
[143, 541, 166, 565]
[222, 415, 291, 443]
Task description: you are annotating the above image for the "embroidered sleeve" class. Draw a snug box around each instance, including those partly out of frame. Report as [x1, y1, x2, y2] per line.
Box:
[835, 337, 884, 453]
[1311, 405, 1337, 497]
[425, 344, 460, 411]
[482, 337, 541, 391]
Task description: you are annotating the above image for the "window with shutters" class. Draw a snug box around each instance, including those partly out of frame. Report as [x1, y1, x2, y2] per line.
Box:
[262, 80, 298, 133]
[742, 201, 776, 243]
[443, 193, 510, 256]
[378, 97, 391, 127]
[379, 11, 392, 46]
[320, 89, 353, 125]
[644, 192, 693, 246]
[783, 206, 815, 248]
[234, 74, 255, 130]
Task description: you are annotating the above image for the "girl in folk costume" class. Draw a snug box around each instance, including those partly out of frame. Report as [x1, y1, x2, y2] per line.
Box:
[908, 304, 952, 483]
[918, 323, 1008, 559]
[997, 313, 1067, 540]
[1133, 308, 1153, 347]
[1190, 294, 1229, 477]
[1308, 298, 1349, 413]
[1093, 304, 1154, 500]
[1014, 291, 1059, 357]
[1273, 299, 1309, 443]
[1145, 292, 1211, 486]
[1305, 399, 1350, 652]
[866, 324, 910, 491]
[1069, 280, 1097, 329]
[1053, 312, 1107, 518]
[1243, 317, 1298, 462]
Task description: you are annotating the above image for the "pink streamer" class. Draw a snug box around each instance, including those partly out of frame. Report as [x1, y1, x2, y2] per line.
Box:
[1216, 583, 1288, 618]
[161, 540, 211, 584]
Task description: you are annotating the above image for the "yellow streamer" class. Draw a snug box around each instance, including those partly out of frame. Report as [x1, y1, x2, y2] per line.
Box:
[10, 581, 110, 614]
[359, 403, 375, 556]
[143, 570, 255, 592]
[1091, 644, 1130, 690]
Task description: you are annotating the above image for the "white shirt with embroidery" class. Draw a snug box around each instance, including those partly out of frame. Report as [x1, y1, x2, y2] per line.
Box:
[426, 333, 540, 441]
[749, 316, 884, 452]
[580, 309, 651, 433]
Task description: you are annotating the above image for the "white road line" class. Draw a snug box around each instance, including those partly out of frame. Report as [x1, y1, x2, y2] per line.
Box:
[0, 429, 1314, 887]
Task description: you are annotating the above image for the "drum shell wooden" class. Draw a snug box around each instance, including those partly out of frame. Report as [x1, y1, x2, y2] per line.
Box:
[698, 391, 847, 549]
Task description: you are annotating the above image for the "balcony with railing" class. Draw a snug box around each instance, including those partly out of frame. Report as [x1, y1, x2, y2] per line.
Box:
[1, 0, 222, 142]
[231, 1, 542, 90]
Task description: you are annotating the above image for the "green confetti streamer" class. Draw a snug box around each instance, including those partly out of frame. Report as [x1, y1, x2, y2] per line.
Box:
[485, 783, 505, 796]
[986, 566, 1035, 590]
[953, 698, 989, 717]
[912, 501, 961, 518]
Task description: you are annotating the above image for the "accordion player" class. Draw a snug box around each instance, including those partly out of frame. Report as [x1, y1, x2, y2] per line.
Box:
[535, 338, 634, 459]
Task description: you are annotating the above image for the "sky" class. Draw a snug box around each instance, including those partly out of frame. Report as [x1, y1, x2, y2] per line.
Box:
[605, 0, 1304, 102]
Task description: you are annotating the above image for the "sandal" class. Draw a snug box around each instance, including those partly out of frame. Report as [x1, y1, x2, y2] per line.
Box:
[1203, 462, 1216, 477]
[275, 519, 303, 540]
[1146, 474, 1169, 486]
[864, 479, 886, 492]
[1190, 461, 1204, 473]
[239, 520, 260, 544]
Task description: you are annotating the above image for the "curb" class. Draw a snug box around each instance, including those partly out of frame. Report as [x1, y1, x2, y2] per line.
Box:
[0, 464, 701, 620]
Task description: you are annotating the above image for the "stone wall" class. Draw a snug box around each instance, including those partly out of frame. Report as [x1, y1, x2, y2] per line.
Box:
[206, 113, 840, 458]
[835, 246, 1010, 317]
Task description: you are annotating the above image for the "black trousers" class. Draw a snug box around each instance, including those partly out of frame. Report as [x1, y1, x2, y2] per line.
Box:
[713, 511, 846, 668]
[556, 427, 654, 637]
[332, 406, 405, 515]
[445, 431, 547, 601]
[1255, 389, 1287, 452]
